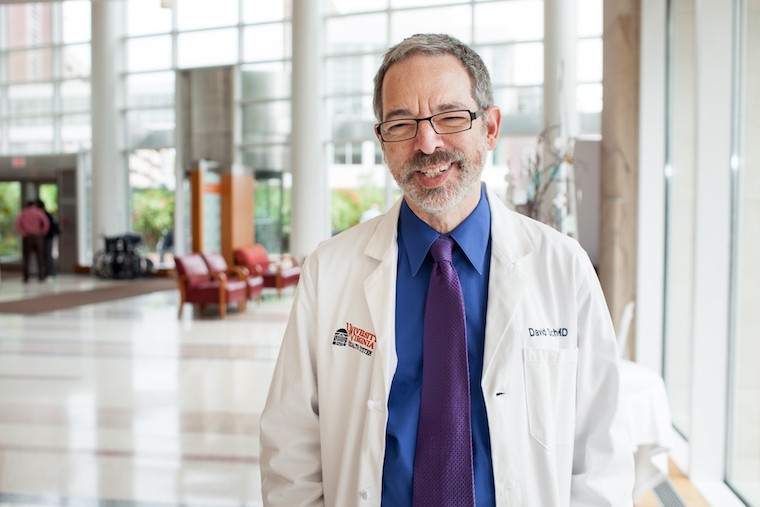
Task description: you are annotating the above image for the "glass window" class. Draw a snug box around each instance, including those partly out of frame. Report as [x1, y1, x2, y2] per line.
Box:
[663, 0, 697, 439]
[8, 3, 53, 48]
[577, 38, 602, 83]
[8, 83, 54, 116]
[243, 0, 291, 24]
[577, 82, 602, 135]
[127, 72, 175, 109]
[61, 79, 90, 113]
[327, 95, 376, 139]
[391, 0, 461, 8]
[127, 108, 175, 149]
[493, 86, 542, 135]
[62, 0, 91, 43]
[329, 0, 387, 14]
[127, 0, 172, 36]
[177, 28, 238, 68]
[726, 1, 760, 504]
[578, 0, 603, 37]
[9, 48, 54, 82]
[326, 13, 388, 55]
[61, 114, 91, 152]
[241, 100, 291, 145]
[243, 144, 290, 171]
[474, 1, 544, 44]
[391, 6, 472, 45]
[479, 43, 544, 87]
[9, 117, 54, 154]
[62, 44, 91, 78]
[127, 35, 173, 72]
[127, 0, 173, 36]
[326, 55, 379, 95]
[0, 182, 22, 260]
[177, 0, 238, 31]
[244, 23, 291, 62]
[241, 66, 291, 101]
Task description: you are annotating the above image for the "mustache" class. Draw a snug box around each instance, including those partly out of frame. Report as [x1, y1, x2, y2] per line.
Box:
[403, 150, 465, 181]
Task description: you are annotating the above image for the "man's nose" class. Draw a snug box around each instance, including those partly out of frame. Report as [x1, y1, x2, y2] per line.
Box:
[413, 119, 445, 154]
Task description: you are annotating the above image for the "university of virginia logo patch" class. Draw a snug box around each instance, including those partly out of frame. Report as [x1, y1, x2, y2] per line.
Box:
[333, 322, 376, 357]
[333, 328, 349, 346]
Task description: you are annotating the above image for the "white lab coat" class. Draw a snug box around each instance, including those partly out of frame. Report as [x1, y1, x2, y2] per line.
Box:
[260, 186, 634, 507]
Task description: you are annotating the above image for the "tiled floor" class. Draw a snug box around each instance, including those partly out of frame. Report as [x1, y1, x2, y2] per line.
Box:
[0, 274, 291, 507]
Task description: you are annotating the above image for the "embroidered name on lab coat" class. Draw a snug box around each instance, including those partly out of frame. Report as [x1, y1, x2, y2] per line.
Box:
[333, 323, 376, 357]
[529, 327, 569, 337]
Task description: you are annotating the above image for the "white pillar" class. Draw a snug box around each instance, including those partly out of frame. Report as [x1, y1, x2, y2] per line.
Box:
[91, 0, 127, 252]
[290, 0, 329, 259]
[544, 0, 578, 139]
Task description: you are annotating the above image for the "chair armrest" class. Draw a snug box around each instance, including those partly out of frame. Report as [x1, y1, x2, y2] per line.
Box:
[239, 262, 264, 276]
[177, 272, 214, 283]
[281, 253, 300, 267]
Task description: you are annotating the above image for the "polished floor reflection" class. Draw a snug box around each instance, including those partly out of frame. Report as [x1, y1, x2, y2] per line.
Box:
[0, 274, 291, 507]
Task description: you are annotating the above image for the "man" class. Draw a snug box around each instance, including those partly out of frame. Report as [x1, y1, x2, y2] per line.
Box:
[36, 199, 60, 279]
[14, 200, 50, 282]
[260, 34, 634, 507]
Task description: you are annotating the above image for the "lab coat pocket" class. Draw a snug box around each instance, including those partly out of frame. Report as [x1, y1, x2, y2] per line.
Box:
[523, 347, 579, 450]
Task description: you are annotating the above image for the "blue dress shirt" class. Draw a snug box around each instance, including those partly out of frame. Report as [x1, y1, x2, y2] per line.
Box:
[381, 187, 495, 507]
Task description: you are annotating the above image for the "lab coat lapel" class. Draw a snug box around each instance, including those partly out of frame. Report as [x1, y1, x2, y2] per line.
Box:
[357, 199, 401, 494]
[363, 197, 403, 388]
[482, 187, 534, 386]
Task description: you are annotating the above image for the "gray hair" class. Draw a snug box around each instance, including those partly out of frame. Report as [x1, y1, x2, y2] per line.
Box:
[372, 33, 494, 121]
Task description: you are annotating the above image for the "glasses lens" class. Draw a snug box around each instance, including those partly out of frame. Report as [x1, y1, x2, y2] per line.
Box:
[431, 110, 472, 133]
[381, 119, 417, 141]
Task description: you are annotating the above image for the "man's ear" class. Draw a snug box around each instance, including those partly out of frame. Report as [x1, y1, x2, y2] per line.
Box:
[485, 106, 502, 151]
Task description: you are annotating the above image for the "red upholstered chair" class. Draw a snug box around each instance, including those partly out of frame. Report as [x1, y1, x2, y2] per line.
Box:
[234, 244, 301, 298]
[175, 253, 248, 319]
[202, 252, 264, 301]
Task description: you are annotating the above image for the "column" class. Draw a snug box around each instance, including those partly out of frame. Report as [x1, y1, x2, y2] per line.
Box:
[544, 0, 578, 138]
[543, 0, 578, 237]
[90, 0, 127, 252]
[600, 0, 640, 344]
[290, 0, 329, 259]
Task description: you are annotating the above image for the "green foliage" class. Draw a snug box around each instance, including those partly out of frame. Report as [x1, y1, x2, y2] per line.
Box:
[0, 182, 21, 258]
[39, 184, 58, 215]
[131, 188, 174, 251]
[331, 176, 385, 235]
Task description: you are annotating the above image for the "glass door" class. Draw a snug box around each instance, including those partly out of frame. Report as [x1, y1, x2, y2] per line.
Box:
[663, 0, 698, 438]
[726, 0, 760, 504]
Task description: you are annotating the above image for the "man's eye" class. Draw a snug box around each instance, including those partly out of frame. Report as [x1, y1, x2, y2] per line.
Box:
[437, 115, 468, 124]
[387, 122, 414, 132]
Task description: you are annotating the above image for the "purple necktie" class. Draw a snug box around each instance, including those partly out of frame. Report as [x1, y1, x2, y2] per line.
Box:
[412, 236, 476, 507]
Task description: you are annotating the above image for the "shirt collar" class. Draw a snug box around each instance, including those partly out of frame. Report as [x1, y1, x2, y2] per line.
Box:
[398, 185, 491, 276]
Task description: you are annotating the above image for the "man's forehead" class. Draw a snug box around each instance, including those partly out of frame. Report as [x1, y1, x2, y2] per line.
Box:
[381, 54, 475, 117]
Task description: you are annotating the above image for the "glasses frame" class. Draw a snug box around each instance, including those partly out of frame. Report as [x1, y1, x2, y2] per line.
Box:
[375, 109, 484, 143]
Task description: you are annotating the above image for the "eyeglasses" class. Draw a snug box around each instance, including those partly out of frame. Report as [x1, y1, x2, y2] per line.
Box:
[375, 109, 484, 142]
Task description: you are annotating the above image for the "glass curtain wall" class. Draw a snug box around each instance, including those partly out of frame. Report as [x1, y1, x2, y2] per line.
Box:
[124, 0, 292, 254]
[726, 0, 760, 504]
[663, 0, 698, 439]
[0, 1, 91, 155]
[325, 0, 603, 234]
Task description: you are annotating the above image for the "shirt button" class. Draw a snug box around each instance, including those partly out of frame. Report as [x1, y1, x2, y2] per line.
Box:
[360, 487, 374, 500]
[367, 399, 384, 411]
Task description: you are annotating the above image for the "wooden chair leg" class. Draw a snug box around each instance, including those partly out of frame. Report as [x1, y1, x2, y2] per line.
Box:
[219, 289, 227, 319]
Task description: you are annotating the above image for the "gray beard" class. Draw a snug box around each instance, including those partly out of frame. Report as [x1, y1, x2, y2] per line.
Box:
[396, 145, 486, 216]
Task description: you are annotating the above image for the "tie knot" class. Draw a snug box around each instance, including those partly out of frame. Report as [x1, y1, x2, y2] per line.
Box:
[430, 236, 454, 263]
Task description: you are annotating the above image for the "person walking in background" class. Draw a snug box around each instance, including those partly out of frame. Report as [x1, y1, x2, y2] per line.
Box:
[36, 199, 60, 279]
[14, 201, 50, 282]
